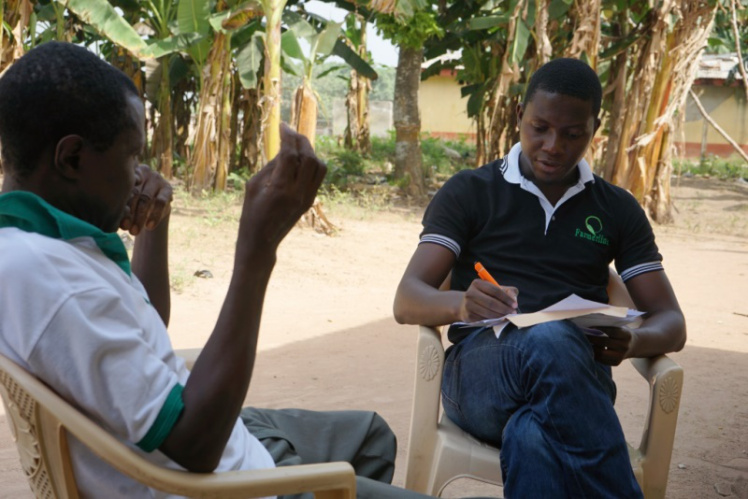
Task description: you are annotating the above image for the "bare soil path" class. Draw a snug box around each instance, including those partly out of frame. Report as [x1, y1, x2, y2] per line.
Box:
[1, 176, 747, 498]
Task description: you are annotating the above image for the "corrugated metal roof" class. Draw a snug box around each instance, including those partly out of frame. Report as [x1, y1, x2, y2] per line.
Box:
[697, 53, 741, 80]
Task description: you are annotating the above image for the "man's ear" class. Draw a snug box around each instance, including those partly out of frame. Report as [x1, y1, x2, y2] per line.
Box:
[516, 102, 525, 123]
[54, 135, 85, 179]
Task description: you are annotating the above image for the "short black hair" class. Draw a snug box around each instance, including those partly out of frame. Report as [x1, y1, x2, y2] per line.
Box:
[0, 41, 139, 177]
[524, 58, 602, 117]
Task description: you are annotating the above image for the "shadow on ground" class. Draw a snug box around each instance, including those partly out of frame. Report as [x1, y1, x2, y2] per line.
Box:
[2, 317, 747, 498]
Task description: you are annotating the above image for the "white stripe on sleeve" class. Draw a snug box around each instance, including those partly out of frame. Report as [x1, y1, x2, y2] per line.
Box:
[419, 234, 461, 258]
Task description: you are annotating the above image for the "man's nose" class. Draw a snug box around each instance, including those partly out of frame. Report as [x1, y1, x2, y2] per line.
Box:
[542, 131, 561, 154]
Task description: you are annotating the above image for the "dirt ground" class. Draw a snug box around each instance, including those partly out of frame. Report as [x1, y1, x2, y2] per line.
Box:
[1, 175, 747, 498]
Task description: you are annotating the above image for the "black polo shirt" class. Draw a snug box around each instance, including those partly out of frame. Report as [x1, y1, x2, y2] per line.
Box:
[421, 143, 662, 339]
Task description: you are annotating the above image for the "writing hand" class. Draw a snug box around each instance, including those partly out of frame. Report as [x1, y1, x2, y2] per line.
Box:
[586, 326, 638, 366]
[459, 279, 520, 323]
[121, 165, 173, 236]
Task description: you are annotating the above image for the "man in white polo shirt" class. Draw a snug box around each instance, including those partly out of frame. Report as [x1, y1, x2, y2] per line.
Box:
[0, 42, 452, 499]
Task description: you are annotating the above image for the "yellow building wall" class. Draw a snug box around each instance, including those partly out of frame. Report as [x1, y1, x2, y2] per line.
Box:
[679, 83, 748, 158]
[419, 74, 747, 158]
[419, 74, 475, 140]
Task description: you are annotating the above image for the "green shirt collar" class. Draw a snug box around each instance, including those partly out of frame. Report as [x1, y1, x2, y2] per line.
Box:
[0, 191, 131, 276]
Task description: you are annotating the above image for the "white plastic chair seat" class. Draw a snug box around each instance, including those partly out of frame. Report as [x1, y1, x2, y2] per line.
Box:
[404, 269, 683, 498]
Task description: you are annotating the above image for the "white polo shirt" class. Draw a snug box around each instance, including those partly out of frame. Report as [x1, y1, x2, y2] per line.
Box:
[0, 191, 275, 498]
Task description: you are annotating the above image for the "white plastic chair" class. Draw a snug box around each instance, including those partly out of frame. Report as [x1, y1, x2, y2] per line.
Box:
[404, 269, 684, 498]
[0, 352, 355, 499]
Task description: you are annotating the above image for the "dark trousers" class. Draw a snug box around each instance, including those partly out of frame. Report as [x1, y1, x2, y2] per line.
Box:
[241, 407, 447, 499]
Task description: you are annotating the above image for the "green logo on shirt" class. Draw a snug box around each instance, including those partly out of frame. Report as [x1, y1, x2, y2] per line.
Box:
[575, 216, 610, 246]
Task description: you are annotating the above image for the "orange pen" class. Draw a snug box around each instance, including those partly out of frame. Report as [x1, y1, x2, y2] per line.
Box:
[474, 261, 501, 288]
[474, 261, 521, 312]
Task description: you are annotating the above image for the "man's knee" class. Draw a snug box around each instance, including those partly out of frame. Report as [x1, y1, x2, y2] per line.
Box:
[352, 412, 397, 483]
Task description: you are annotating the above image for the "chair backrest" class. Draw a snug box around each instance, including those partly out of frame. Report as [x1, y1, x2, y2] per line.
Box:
[0, 354, 356, 499]
[0, 356, 81, 498]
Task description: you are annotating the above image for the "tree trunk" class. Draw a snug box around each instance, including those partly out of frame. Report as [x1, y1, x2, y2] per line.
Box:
[152, 56, 173, 178]
[564, 0, 601, 67]
[601, 16, 628, 181]
[0, 0, 31, 73]
[239, 87, 262, 174]
[344, 71, 360, 150]
[261, 0, 286, 163]
[190, 31, 232, 193]
[229, 73, 241, 175]
[487, 2, 521, 161]
[173, 75, 195, 169]
[344, 16, 371, 154]
[393, 45, 426, 199]
[215, 43, 233, 191]
[610, 0, 717, 223]
[535, 0, 552, 64]
[291, 81, 318, 148]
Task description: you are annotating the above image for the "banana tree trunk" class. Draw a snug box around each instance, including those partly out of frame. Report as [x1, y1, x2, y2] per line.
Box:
[229, 73, 241, 174]
[564, 0, 601, 68]
[344, 72, 360, 150]
[611, 0, 717, 223]
[487, 1, 522, 160]
[239, 87, 262, 174]
[291, 81, 318, 148]
[601, 16, 628, 182]
[110, 46, 144, 95]
[261, 0, 286, 162]
[535, 0, 552, 64]
[174, 76, 195, 165]
[1, 0, 32, 72]
[356, 70, 371, 155]
[344, 17, 371, 154]
[152, 56, 173, 178]
[393, 44, 426, 199]
[190, 31, 232, 193]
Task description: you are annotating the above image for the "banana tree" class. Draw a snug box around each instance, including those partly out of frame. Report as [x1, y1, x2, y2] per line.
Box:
[609, 0, 719, 222]
[62, 0, 206, 180]
[1, 0, 34, 72]
[189, 0, 263, 192]
[342, 12, 372, 154]
[281, 11, 343, 147]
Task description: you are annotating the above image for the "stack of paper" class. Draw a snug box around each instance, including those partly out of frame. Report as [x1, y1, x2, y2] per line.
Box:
[454, 294, 644, 337]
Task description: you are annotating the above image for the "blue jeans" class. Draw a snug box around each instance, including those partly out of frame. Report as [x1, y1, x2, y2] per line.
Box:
[442, 320, 643, 498]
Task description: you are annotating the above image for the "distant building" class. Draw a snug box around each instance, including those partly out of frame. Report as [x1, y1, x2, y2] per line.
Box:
[418, 53, 748, 159]
[680, 53, 747, 159]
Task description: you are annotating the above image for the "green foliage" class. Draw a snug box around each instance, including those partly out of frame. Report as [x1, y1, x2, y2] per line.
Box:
[313, 133, 475, 191]
[315, 136, 367, 188]
[674, 156, 748, 180]
[375, 11, 444, 49]
[706, 0, 747, 54]
[227, 168, 253, 189]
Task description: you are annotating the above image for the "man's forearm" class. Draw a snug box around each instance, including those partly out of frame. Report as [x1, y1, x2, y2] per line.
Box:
[394, 278, 464, 326]
[630, 309, 687, 358]
[132, 216, 171, 325]
[160, 248, 276, 472]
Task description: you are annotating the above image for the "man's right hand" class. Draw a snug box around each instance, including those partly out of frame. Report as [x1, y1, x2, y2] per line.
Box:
[239, 124, 327, 252]
[459, 279, 519, 323]
[238, 124, 326, 253]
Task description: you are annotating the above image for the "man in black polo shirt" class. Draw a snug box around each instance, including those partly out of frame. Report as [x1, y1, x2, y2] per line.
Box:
[393, 58, 686, 498]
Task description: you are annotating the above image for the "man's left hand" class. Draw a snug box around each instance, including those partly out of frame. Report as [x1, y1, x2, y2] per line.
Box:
[586, 326, 638, 366]
[121, 165, 173, 236]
